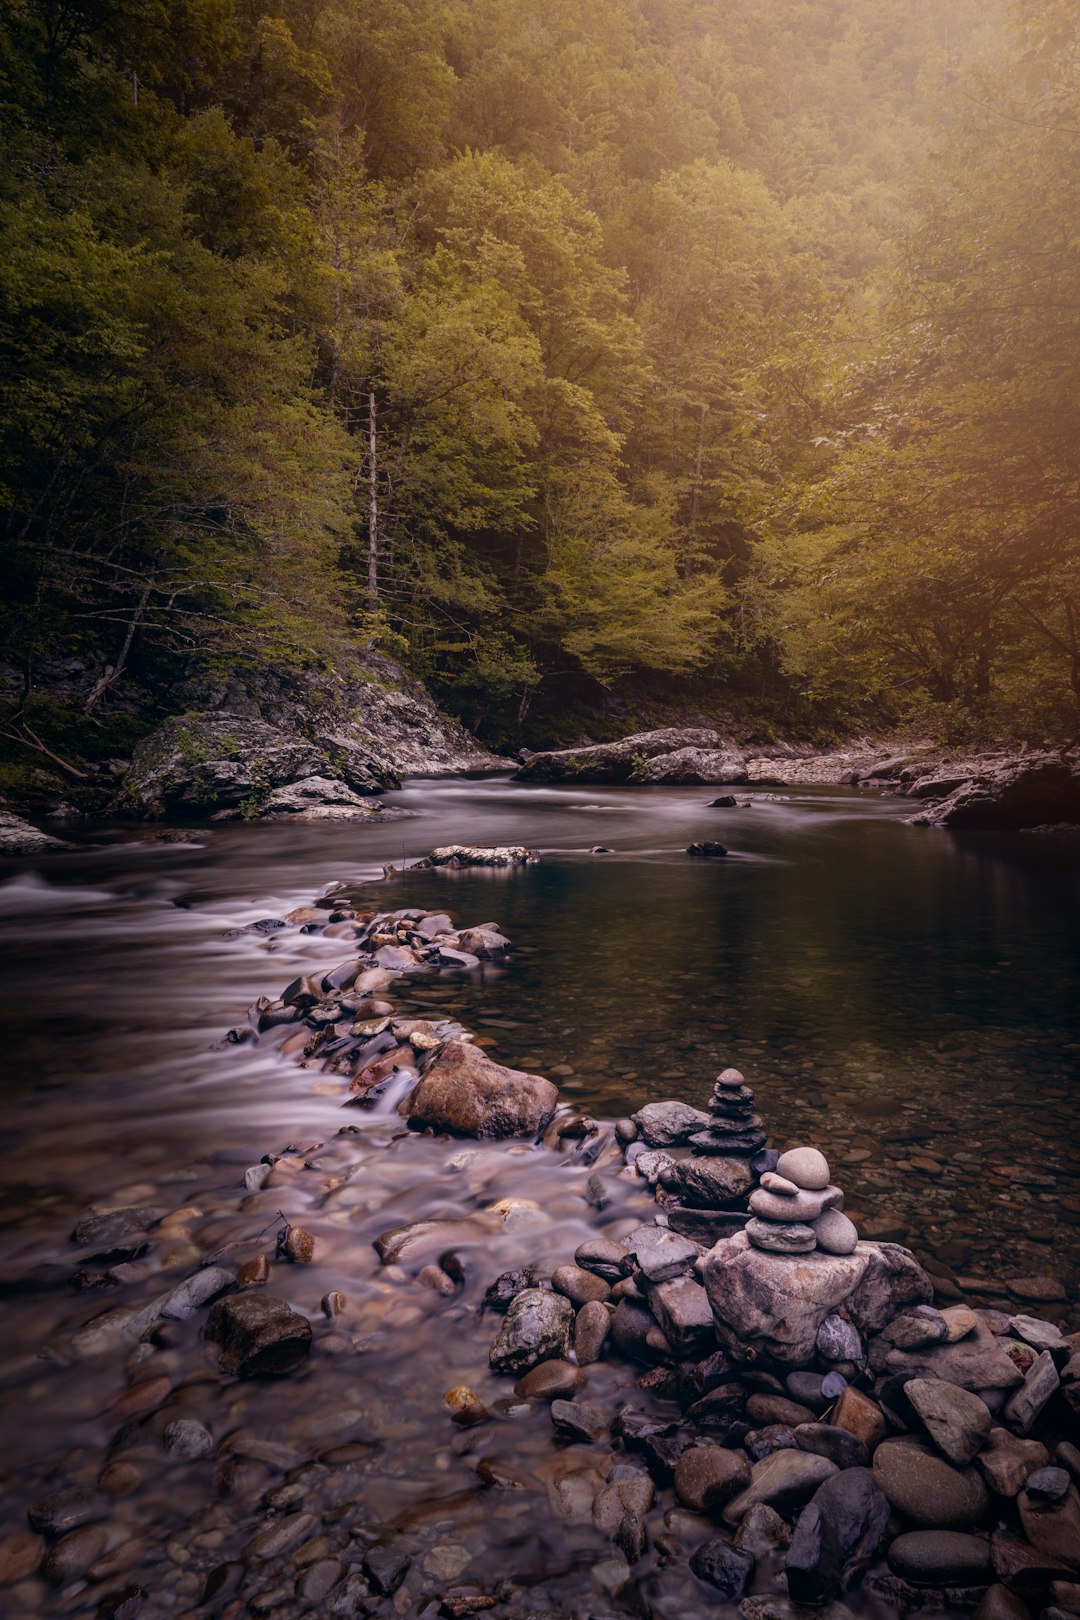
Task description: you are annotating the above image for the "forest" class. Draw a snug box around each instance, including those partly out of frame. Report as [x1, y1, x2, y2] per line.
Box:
[1, 0, 1078, 771]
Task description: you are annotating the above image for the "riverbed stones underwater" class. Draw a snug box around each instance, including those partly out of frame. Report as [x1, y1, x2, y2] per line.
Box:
[5, 875, 1078, 1620]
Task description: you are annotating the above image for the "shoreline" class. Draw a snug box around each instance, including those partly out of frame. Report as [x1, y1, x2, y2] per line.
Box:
[3, 875, 1076, 1617]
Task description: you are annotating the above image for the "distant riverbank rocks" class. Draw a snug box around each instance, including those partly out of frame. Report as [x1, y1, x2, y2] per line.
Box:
[516, 728, 748, 785]
[0, 811, 76, 855]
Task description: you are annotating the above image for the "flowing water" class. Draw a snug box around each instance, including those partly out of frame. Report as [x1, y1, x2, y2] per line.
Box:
[0, 777, 1077, 1617]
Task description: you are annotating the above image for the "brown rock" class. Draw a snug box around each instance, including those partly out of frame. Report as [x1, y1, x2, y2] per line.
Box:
[1018, 1484, 1080, 1572]
[402, 1040, 558, 1138]
[205, 1292, 312, 1377]
[973, 1584, 1031, 1620]
[515, 1359, 585, 1401]
[98, 1462, 142, 1497]
[105, 1375, 171, 1421]
[552, 1264, 610, 1306]
[574, 1300, 612, 1365]
[235, 1255, 270, 1288]
[746, 1394, 816, 1428]
[830, 1386, 888, 1453]
[978, 1430, 1049, 1497]
[0, 1530, 44, 1584]
[873, 1439, 989, 1528]
[674, 1446, 751, 1512]
[283, 1226, 316, 1264]
[44, 1525, 109, 1586]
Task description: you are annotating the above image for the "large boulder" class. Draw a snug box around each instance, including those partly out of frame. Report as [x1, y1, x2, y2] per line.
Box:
[912, 753, 1080, 831]
[634, 747, 748, 785]
[515, 728, 732, 783]
[122, 713, 397, 818]
[402, 1040, 558, 1138]
[413, 845, 531, 867]
[257, 776, 388, 821]
[702, 1231, 870, 1366]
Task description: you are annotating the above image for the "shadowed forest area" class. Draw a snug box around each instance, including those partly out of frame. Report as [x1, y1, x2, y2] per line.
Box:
[1, 0, 1078, 773]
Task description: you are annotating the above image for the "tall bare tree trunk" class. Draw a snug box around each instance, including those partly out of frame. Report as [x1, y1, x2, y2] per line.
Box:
[368, 390, 378, 611]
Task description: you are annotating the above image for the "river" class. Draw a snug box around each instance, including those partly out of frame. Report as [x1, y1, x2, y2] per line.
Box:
[0, 776, 1077, 1616]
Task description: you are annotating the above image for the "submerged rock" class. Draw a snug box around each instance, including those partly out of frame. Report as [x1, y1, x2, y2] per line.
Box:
[402, 1040, 558, 1138]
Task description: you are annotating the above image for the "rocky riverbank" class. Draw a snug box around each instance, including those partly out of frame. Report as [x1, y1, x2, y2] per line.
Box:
[2, 882, 1076, 1620]
[515, 731, 1080, 832]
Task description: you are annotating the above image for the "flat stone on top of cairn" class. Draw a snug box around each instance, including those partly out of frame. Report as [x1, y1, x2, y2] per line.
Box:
[746, 1143, 858, 1256]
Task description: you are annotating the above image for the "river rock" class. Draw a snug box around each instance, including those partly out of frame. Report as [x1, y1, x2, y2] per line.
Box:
[747, 1185, 833, 1222]
[646, 1277, 714, 1356]
[973, 1585, 1032, 1620]
[375, 1216, 497, 1267]
[687, 840, 728, 857]
[489, 1289, 573, 1374]
[552, 1264, 610, 1306]
[575, 1238, 627, 1282]
[1028, 1468, 1072, 1502]
[787, 1502, 844, 1604]
[402, 1040, 557, 1138]
[27, 1485, 105, 1536]
[872, 1439, 989, 1527]
[422, 845, 530, 866]
[689, 1536, 754, 1598]
[675, 1446, 751, 1511]
[722, 1449, 839, 1524]
[703, 1231, 870, 1366]
[551, 1399, 609, 1442]
[624, 1225, 699, 1282]
[844, 1242, 934, 1334]
[1017, 1484, 1080, 1571]
[977, 1429, 1049, 1496]
[811, 1466, 891, 1564]
[43, 1524, 109, 1586]
[163, 1418, 214, 1460]
[906, 1379, 993, 1464]
[746, 1217, 817, 1254]
[574, 1300, 612, 1364]
[776, 1148, 831, 1190]
[363, 1542, 411, 1595]
[817, 1316, 863, 1363]
[815, 1210, 859, 1256]
[592, 1473, 654, 1560]
[667, 1155, 755, 1208]
[483, 1267, 537, 1311]
[631, 1100, 712, 1145]
[871, 1316, 1023, 1391]
[881, 1309, 949, 1350]
[516, 728, 732, 783]
[205, 1292, 312, 1376]
[734, 1503, 791, 1556]
[888, 1530, 993, 1585]
[0, 1529, 44, 1583]
[795, 1424, 869, 1469]
[1004, 1350, 1060, 1434]
[515, 1359, 584, 1400]
[242, 1510, 319, 1560]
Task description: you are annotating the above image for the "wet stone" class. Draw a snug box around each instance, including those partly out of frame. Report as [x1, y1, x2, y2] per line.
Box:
[624, 1225, 699, 1283]
[1004, 1350, 1060, 1434]
[674, 1446, 751, 1512]
[163, 1418, 214, 1460]
[723, 1449, 839, 1524]
[552, 1263, 610, 1306]
[734, 1502, 791, 1556]
[27, 1485, 105, 1535]
[689, 1536, 754, 1598]
[905, 1379, 993, 1464]
[205, 1292, 312, 1377]
[0, 1529, 45, 1584]
[363, 1542, 411, 1596]
[489, 1289, 573, 1374]
[574, 1299, 612, 1364]
[551, 1400, 609, 1442]
[888, 1530, 994, 1585]
[515, 1359, 584, 1401]
[44, 1524, 109, 1586]
[242, 1511, 319, 1561]
[1028, 1468, 1072, 1502]
[795, 1423, 869, 1470]
[574, 1238, 627, 1282]
[873, 1440, 990, 1528]
[787, 1501, 844, 1605]
[812, 1465, 891, 1565]
[817, 1316, 863, 1364]
[483, 1267, 536, 1312]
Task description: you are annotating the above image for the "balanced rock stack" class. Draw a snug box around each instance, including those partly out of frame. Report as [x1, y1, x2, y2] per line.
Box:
[746, 1145, 859, 1257]
[690, 1066, 768, 1157]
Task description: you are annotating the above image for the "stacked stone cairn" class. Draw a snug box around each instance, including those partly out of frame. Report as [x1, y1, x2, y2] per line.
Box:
[747, 1145, 859, 1257]
[479, 1067, 1080, 1616]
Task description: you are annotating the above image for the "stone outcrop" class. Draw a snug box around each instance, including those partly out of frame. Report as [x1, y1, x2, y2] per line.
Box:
[635, 746, 748, 785]
[402, 1039, 559, 1139]
[514, 728, 738, 783]
[910, 753, 1080, 831]
[0, 812, 76, 854]
[119, 652, 506, 818]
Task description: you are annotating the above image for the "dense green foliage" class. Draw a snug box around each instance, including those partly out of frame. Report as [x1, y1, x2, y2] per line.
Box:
[3, 0, 1075, 758]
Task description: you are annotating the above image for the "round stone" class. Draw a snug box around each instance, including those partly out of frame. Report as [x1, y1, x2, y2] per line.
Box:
[1026, 1467, 1070, 1502]
[514, 1359, 584, 1401]
[716, 1068, 746, 1088]
[888, 1530, 993, 1585]
[873, 1440, 989, 1528]
[761, 1172, 800, 1196]
[746, 1217, 816, 1254]
[776, 1147, 831, 1191]
[815, 1209, 858, 1256]
[674, 1445, 751, 1511]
